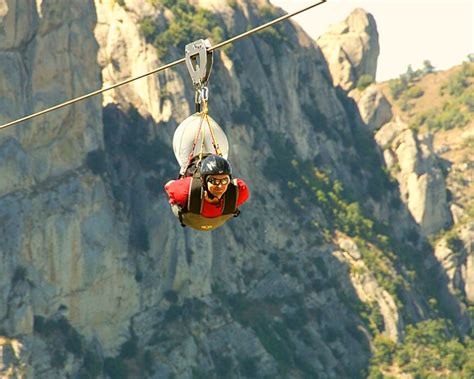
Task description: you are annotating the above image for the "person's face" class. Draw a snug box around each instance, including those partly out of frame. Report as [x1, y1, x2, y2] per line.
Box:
[206, 175, 230, 198]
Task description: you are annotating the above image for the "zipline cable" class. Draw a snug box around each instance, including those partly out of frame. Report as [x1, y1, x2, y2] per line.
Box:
[209, 0, 326, 52]
[0, 0, 326, 130]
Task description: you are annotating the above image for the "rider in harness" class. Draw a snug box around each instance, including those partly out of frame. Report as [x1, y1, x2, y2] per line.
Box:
[165, 155, 250, 231]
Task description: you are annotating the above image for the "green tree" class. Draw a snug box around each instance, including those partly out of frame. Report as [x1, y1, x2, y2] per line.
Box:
[372, 335, 396, 366]
[405, 64, 415, 82]
[389, 76, 409, 99]
[357, 74, 374, 91]
[139, 1, 225, 59]
[422, 60, 435, 74]
[403, 86, 424, 99]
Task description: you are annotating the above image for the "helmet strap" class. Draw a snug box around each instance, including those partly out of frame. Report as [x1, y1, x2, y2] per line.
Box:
[206, 191, 216, 200]
[201, 177, 216, 199]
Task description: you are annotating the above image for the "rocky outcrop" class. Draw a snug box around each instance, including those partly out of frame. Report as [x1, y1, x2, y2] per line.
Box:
[357, 85, 392, 131]
[336, 236, 403, 341]
[0, 0, 137, 359]
[0, 337, 28, 378]
[317, 8, 379, 91]
[94, 0, 184, 123]
[434, 222, 474, 305]
[375, 119, 452, 235]
[463, 223, 474, 304]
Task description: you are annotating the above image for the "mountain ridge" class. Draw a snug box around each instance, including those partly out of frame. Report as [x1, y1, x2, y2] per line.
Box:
[0, 1, 472, 378]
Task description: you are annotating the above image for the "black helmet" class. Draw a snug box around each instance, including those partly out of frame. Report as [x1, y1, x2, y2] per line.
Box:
[200, 155, 232, 177]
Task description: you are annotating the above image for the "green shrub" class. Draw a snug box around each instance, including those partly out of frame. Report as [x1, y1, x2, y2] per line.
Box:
[119, 336, 138, 359]
[389, 77, 408, 100]
[441, 74, 468, 97]
[104, 357, 128, 379]
[426, 106, 469, 131]
[403, 85, 424, 99]
[211, 351, 233, 376]
[164, 290, 179, 303]
[301, 104, 333, 137]
[253, 5, 289, 54]
[404, 65, 416, 82]
[34, 316, 83, 356]
[129, 223, 150, 252]
[440, 63, 473, 96]
[239, 357, 258, 377]
[64, 326, 83, 356]
[283, 309, 308, 330]
[409, 63, 473, 131]
[370, 319, 474, 377]
[357, 74, 374, 91]
[334, 202, 374, 239]
[84, 350, 102, 378]
[446, 232, 464, 254]
[143, 350, 154, 374]
[51, 350, 67, 368]
[33, 315, 48, 334]
[258, 27, 288, 54]
[138, 17, 157, 44]
[245, 87, 265, 124]
[415, 101, 470, 131]
[164, 304, 183, 322]
[139, 1, 225, 59]
[398, 97, 413, 112]
[227, 0, 238, 9]
[371, 335, 396, 366]
[86, 149, 107, 175]
[12, 266, 27, 284]
[254, 321, 293, 364]
[422, 60, 435, 74]
[460, 88, 474, 112]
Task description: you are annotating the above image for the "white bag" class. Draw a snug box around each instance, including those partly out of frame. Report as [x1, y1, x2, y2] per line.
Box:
[172, 113, 229, 175]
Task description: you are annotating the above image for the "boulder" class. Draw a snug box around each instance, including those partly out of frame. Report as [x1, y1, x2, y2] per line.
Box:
[460, 223, 474, 304]
[0, 337, 27, 378]
[375, 117, 408, 148]
[358, 86, 392, 131]
[395, 129, 419, 175]
[317, 8, 379, 91]
[94, 0, 187, 123]
[376, 120, 452, 235]
[406, 171, 451, 234]
[336, 236, 403, 341]
[435, 223, 474, 308]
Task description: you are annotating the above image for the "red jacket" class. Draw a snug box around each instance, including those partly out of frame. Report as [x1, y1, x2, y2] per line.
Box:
[165, 177, 250, 218]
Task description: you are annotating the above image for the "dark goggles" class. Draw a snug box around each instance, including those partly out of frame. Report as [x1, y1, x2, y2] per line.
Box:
[207, 177, 230, 186]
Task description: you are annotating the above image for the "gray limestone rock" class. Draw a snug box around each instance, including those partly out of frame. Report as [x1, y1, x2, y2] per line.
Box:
[376, 120, 452, 235]
[317, 8, 379, 91]
[375, 117, 408, 148]
[435, 223, 474, 307]
[358, 85, 393, 131]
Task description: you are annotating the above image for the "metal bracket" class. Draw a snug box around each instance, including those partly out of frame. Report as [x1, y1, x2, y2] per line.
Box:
[194, 86, 209, 105]
[185, 39, 213, 88]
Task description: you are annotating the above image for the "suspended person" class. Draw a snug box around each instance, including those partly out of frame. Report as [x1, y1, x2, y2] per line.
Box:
[165, 39, 250, 230]
[165, 154, 250, 231]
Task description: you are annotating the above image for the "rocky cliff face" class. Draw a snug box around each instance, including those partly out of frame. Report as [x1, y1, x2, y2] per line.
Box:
[0, 1, 470, 378]
[0, 0, 139, 375]
[317, 8, 379, 91]
[374, 118, 452, 235]
[327, 14, 473, 347]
